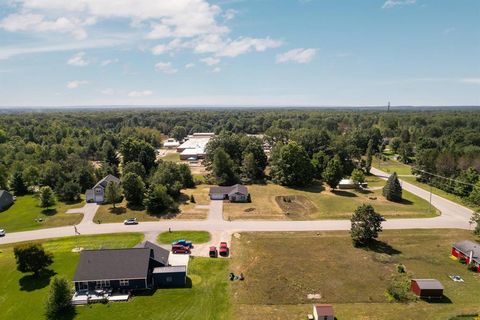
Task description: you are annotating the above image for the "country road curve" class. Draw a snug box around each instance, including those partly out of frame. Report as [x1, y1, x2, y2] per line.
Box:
[0, 168, 474, 246]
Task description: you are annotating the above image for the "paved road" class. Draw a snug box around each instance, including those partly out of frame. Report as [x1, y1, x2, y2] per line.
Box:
[0, 168, 474, 246]
[66, 203, 99, 225]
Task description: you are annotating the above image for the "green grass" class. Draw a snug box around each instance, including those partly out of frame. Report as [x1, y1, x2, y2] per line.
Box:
[230, 229, 480, 320]
[77, 258, 230, 320]
[373, 156, 413, 175]
[0, 233, 143, 320]
[0, 194, 84, 232]
[161, 152, 181, 162]
[157, 231, 211, 244]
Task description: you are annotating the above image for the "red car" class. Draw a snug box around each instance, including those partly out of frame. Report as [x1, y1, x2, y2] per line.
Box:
[171, 244, 190, 254]
[219, 242, 229, 257]
[209, 246, 218, 258]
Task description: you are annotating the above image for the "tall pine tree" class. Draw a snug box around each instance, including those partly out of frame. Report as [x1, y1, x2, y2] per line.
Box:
[383, 172, 403, 201]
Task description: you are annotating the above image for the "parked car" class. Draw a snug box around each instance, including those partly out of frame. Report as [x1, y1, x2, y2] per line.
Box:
[171, 244, 190, 254]
[123, 218, 138, 225]
[172, 239, 193, 248]
[219, 242, 229, 257]
[0, 229, 5, 237]
[209, 246, 218, 258]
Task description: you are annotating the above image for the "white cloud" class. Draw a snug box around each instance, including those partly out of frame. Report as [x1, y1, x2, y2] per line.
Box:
[460, 78, 480, 85]
[128, 90, 153, 97]
[155, 62, 178, 74]
[185, 63, 195, 69]
[151, 39, 185, 55]
[66, 80, 88, 89]
[0, 13, 95, 40]
[100, 58, 119, 66]
[223, 9, 237, 21]
[67, 52, 89, 66]
[382, 0, 416, 9]
[100, 88, 114, 95]
[201, 57, 220, 66]
[216, 37, 283, 57]
[276, 48, 317, 64]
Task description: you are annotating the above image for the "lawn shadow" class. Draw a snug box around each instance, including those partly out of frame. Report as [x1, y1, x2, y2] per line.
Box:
[126, 203, 145, 211]
[363, 239, 402, 255]
[56, 308, 77, 320]
[19, 269, 57, 291]
[331, 190, 357, 198]
[422, 295, 452, 304]
[108, 207, 127, 215]
[289, 182, 325, 194]
[398, 198, 414, 205]
[41, 208, 58, 216]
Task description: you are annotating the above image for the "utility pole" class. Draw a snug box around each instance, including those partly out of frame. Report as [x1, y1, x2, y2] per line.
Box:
[428, 183, 432, 214]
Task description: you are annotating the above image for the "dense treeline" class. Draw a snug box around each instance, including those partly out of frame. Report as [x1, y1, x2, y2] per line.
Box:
[0, 109, 479, 207]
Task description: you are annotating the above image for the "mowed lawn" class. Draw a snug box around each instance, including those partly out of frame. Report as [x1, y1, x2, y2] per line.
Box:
[0, 233, 143, 320]
[0, 233, 231, 320]
[158, 231, 211, 244]
[0, 194, 84, 232]
[373, 156, 413, 175]
[224, 177, 438, 220]
[94, 185, 211, 223]
[230, 230, 480, 320]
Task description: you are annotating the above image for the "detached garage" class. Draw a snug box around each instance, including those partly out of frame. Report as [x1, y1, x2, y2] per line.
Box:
[411, 279, 444, 299]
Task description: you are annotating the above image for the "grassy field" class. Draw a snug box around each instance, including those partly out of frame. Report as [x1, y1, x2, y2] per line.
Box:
[94, 185, 211, 223]
[224, 177, 438, 220]
[0, 194, 84, 232]
[160, 151, 181, 162]
[0, 233, 143, 320]
[373, 156, 413, 175]
[158, 231, 211, 244]
[230, 229, 480, 320]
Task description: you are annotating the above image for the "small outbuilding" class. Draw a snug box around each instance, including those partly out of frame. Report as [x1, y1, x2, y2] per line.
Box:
[410, 279, 444, 299]
[209, 184, 249, 202]
[313, 304, 334, 320]
[451, 240, 480, 272]
[0, 190, 14, 211]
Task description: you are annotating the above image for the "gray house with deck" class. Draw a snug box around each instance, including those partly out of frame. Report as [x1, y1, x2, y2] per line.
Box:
[209, 184, 249, 202]
[85, 174, 120, 203]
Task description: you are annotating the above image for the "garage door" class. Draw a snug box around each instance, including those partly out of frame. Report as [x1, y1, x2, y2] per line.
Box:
[210, 193, 224, 200]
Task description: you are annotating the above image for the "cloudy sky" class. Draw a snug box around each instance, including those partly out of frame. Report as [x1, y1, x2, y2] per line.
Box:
[0, 0, 479, 107]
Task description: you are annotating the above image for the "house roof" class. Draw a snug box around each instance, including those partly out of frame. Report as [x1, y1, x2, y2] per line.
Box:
[94, 174, 120, 189]
[339, 179, 354, 185]
[314, 304, 334, 316]
[412, 279, 444, 290]
[134, 241, 170, 266]
[0, 190, 13, 207]
[453, 240, 480, 262]
[73, 248, 150, 282]
[209, 184, 248, 196]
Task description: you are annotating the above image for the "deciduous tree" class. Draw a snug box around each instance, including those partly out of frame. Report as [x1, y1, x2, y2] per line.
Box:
[13, 244, 53, 277]
[350, 204, 383, 246]
[105, 181, 122, 208]
[122, 172, 145, 206]
[39, 186, 56, 208]
[270, 141, 313, 186]
[323, 156, 343, 190]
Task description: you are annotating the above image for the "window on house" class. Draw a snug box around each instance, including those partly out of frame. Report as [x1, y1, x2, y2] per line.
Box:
[166, 276, 173, 283]
[120, 279, 129, 286]
[95, 280, 110, 289]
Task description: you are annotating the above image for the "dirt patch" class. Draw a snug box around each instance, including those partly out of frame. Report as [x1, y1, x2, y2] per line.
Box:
[275, 195, 317, 217]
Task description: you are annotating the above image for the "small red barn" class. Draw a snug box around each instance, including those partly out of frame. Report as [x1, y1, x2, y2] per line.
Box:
[451, 240, 480, 272]
[313, 304, 334, 320]
[411, 279, 444, 299]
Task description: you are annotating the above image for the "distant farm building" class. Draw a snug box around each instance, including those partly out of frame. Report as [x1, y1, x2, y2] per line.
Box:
[312, 304, 334, 320]
[410, 279, 444, 299]
[337, 178, 367, 189]
[0, 190, 14, 211]
[163, 138, 180, 149]
[451, 240, 480, 272]
[209, 184, 249, 202]
[85, 174, 120, 203]
[176, 133, 214, 160]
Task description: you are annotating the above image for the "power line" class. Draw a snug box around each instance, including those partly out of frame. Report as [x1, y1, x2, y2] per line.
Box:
[412, 168, 478, 188]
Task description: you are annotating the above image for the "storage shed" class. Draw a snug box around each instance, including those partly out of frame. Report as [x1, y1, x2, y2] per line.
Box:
[451, 240, 480, 272]
[313, 304, 334, 320]
[410, 279, 444, 299]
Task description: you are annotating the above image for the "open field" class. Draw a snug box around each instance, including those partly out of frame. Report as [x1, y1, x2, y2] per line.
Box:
[94, 185, 211, 223]
[158, 231, 211, 244]
[0, 194, 84, 232]
[0, 232, 231, 320]
[0, 233, 143, 320]
[374, 156, 413, 175]
[224, 177, 438, 220]
[230, 229, 480, 320]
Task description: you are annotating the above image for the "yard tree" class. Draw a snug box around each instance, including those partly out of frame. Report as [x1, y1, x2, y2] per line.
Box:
[311, 150, 329, 179]
[351, 169, 365, 185]
[350, 204, 383, 246]
[150, 161, 186, 196]
[170, 125, 187, 142]
[212, 148, 237, 186]
[387, 272, 415, 302]
[10, 169, 28, 195]
[383, 172, 403, 201]
[178, 163, 195, 188]
[240, 136, 267, 179]
[45, 277, 73, 320]
[365, 139, 373, 174]
[120, 137, 156, 173]
[270, 141, 313, 186]
[57, 181, 81, 202]
[144, 185, 174, 214]
[470, 211, 480, 235]
[241, 152, 257, 183]
[123, 161, 146, 179]
[122, 172, 145, 206]
[105, 181, 123, 208]
[13, 244, 53, 277]
[323, 156, 343, 190]
[390, 137, 402, 153]
[39, 186, 56, 208]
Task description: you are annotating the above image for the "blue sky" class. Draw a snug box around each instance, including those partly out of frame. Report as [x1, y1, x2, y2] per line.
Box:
[0, 0, 479, 107]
